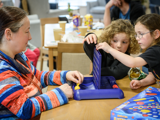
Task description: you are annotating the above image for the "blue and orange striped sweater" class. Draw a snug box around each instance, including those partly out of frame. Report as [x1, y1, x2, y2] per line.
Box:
[0, 51, 68, 120]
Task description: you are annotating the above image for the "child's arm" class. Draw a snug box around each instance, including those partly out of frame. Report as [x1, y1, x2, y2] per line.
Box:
[83, 33, 97, 44]
[96, 42, 147, 68]
[130, 72, 156, 89]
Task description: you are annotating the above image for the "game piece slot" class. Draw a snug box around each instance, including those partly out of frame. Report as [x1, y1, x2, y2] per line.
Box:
[72, 48, 124, 100]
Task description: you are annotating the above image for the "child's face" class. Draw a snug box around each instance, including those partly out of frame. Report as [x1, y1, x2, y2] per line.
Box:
[110, 33, 130, 53]
[135, 22, 154, 49]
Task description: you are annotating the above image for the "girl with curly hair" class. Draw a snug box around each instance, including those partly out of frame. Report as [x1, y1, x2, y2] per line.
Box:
[96, 13, 160, 89]
[83, 19, 140, 80]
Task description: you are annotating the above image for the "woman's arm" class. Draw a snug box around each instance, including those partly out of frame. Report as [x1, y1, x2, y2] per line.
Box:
[34, 69, 68, 88]
[0, 71, 68, 119]
[34, 69, 83, 88]
[27, 57, 68, 88]
[103, 1, 112, 27]
[103, 0, 122, 27]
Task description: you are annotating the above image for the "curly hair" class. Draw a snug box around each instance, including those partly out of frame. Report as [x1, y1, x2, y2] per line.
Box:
[98, 19, 140, 54]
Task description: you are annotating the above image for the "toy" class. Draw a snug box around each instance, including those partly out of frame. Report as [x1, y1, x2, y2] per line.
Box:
[71, 48, 124, 100]
[75, 83, 80, 90]
[84, 14, 93, 29]
[73, 14, 80, 28]
[111, 86, 160, 120]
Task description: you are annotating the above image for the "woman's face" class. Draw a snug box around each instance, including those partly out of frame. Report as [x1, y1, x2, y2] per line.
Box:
[110, 33, 130, 53]
[11, 16, 32, 54]
[0, 0, 3, 8]
[135, 22, 154, 49]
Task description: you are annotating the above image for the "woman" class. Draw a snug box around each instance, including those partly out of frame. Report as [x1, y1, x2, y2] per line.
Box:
[103, 0, 145, 26]
[0, 6, 83, 119]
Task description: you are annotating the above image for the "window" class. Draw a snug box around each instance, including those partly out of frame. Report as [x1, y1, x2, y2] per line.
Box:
[49, 0, 96, 7]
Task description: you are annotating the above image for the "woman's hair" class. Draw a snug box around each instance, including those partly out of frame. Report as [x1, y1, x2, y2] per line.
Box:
[135, 13, 160, 47]
[98, 19, 140, 54]
[0, 6, 27, 42]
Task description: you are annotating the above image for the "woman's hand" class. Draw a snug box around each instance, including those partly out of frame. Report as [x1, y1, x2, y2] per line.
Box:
[96, 42, 112, 53]
[59, 84, 73, 98]
[130, 80, 141, 89]
[66, 71, 84, 84]
[82, 34, 97, 44]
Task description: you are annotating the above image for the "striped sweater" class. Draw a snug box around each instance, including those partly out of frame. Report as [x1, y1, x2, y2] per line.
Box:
[0, 51, 68, 120]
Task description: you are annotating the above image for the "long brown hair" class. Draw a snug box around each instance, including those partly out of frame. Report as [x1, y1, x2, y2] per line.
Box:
[135, 13, 160, 47]
[0, 6, 27, 43]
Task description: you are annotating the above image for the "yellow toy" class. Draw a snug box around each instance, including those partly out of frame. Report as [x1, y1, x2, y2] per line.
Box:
[84, 14, 93, 29]
[75, 83, 80, 90]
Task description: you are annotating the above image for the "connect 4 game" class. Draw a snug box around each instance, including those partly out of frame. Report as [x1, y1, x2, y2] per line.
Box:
[71, 48, 124, 100]
[111, 86, 160, 120]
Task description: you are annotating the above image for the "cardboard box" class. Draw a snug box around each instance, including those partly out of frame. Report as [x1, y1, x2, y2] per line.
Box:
[111, 86, 160, 120]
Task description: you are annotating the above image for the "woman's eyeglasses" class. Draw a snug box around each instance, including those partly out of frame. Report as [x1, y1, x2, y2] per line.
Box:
[135, 30, 154, 39]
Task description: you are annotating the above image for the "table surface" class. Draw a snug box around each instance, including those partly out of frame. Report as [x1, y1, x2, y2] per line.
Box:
[40, 76, 158, 120]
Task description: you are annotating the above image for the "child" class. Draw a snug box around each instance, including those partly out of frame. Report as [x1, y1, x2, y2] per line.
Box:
[96, 13, 160, 89]
[83, 19, 140, 80]
[24, 42, 40, 67]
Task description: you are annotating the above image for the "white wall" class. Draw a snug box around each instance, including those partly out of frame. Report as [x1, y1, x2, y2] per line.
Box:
[12, 0, 20, 7]
[79, 6, 87, 16]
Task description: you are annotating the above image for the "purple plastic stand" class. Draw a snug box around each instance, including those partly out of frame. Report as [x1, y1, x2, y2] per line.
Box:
[72, 48, 124, 100]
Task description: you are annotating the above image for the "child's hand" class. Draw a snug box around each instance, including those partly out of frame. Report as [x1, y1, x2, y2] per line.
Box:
[96, 42, 112, 53]
[82, 34, 97, 44]
[130, 80, 141, 89]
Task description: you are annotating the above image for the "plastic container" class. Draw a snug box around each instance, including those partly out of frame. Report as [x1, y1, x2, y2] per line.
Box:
[72, 48, 124, 100]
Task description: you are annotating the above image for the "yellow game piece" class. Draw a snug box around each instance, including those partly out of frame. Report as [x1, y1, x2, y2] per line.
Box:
[141, 109, 151, 113]
[75, 83, 80, 90]
[133, 98, 146, 101]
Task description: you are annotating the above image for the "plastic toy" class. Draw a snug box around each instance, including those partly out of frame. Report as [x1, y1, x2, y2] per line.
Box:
[71, 48, 124, 100]
[73, 14, 80, 28]
[75, 83, 80, 90]
[84, 14, 93, 29]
